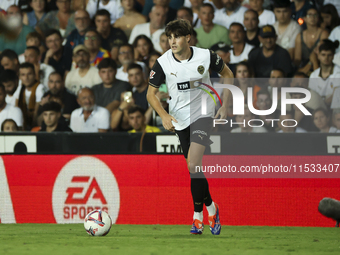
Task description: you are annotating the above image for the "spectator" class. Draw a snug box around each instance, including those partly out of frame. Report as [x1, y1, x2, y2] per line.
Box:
[24, 46, 55, 89]
[332, 108, 340, 130]
[23, 0, 47, 28]
[0, 49, 20, 73]
[86, 0, 122, 24]
[111, 91, 134, 131]
[133, 35, 156, 63]
[41, 29, 72, 77]
[39, 101, 72, 132]
[148, 51, 161, 71]
[84, 28, 110, 67]
[18, 62, 44, 129]
[195, 3, 230, 49]
[313, 107, 339, 132]
[248, 25, 294, 78]
[0, 83, 23, 130]
[18, 32, 45, 64]
[320, 4, 340, 32]
[309, 39, 340, 105]
[177, 6, 194, 26]
[323, 0, 340, 17]
[70, 87, 110, 132]
[129, 5, 167, 53]
[159, 32, 170, 54]
[277, 112, 307, 133]
[65, 45, 102, 95]
[273, 0, 302, 60]
[1, 119, 19, 132]
[64, 10, 91, 51]
[128, 105, 161, 133]
[116, 44, 148, 82]
[0, 69, 21, 106]
[329, 24, 340, 53]
[210, 42, 231, 78]
[291, 0, 314, 28]
[189, 0, 204, 28]
[189, 29, 198, 46]
[41, 72, 79, 120]
[267, 68, 288, 111]
[231, 104, 268, 133]
[128, 63, 149, 111]
[243, 9, 260, 48]
[290, 71, 327, 110]
[229, 22, 254, 66]
[36, 0, 76, 38]
[294, 7, 329, 73]
[255, 89, 279, 132]
[94, 9, 128, 52]
[249, 0, 275, 27]
[0, 5, 35, 55]
[213, 0, 248, 29]
[114, 0, 147, 38]
[153, 0, 177, 25]
[92, 58, 131, 113]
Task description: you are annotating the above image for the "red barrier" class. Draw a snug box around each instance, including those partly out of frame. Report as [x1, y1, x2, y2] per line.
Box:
[0, 155, 339, 227]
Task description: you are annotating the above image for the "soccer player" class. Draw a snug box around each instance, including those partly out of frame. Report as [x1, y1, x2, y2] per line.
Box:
[147, 19, 234, 235]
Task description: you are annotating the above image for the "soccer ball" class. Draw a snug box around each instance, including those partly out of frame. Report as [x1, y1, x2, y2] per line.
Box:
[84, 210, 112, 236]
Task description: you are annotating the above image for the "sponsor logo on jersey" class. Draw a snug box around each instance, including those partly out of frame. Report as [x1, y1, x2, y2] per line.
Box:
[177, 81, 190, 90]
[197, 65, 205, 75]
[149, 70, 156, 79]
[52, 156, 120, 224]
[170, 72, 177, 77]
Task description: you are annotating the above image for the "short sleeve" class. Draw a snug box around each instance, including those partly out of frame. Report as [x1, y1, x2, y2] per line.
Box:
[209, 50, 224, 73]
[148, 60, 165, 88]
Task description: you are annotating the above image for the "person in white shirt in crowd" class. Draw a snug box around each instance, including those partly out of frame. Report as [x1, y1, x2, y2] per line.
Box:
[65, 45, 102, 95]
[0, 69, 21, 107]
[243, 9, 260, 47]
[24, 46, 55, 90]
[231, 104, 268, 133]
[0, 83, 23, 131]
[309, 39, 340, 106]
[18, 32, 46, 64]
[273, 0, 302, 60]
[189, 0, 204, 28]
[116, 44, 148, 82]
[70, 87, 110, 132]
[228, 22, 254, 65]
[313, 108, 339, 133]
[128, 5, 167, 53]
[249, 0, 275, 27]
[332, 108, 340, 130]
[277, 113, 307, 133]
[86, 0, 123, 24]
[213, 0, 248, 29]
[328, 24, 340, 53]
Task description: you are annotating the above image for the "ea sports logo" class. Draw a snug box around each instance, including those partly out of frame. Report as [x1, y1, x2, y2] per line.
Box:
[52, 156, 120, 223]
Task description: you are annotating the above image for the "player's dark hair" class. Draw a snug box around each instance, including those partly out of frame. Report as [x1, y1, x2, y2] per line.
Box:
[165, 19, 193, 37]
[132, 35, 155, 55]
[0, 49, 19, 62]
[199, 3, 214, 12]
[41, 101, 62, 113]
[97, 58, 117, 70]
[128, 105, 145, 115]
[230, 22, 245, 33]
[256, 88, 270, 98]
[244, 9, 259, 20]
[177, 6, 193, 17]
[19, 62, 35, 72]
[1, 119, 18, 132]
[0, 69, 18, 82]
[319, 39, 339, 54]
[26, 46, 40, 56]
[127, 63, 143, 72]
[118, 43, 134, 54]
[45, 29, 62, 40]
[94, 9, 111, 20]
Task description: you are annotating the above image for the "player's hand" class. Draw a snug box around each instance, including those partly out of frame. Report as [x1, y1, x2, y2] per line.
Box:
[161, 114, 177, 132]
[215, 106, 228, 119]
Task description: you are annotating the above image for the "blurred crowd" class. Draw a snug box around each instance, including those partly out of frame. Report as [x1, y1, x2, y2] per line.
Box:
[0, 0, 339, 133]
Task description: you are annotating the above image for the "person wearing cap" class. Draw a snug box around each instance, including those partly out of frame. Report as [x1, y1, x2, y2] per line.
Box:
[273, 0, 302, 60]
[65, 45, 102, 95]
[248, 24, 294, 78]
[39, 101, 72, 132]
[195, 3, 231, 49]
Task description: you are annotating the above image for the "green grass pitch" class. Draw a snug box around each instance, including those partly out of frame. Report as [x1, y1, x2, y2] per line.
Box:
[0, 224, 339, 255]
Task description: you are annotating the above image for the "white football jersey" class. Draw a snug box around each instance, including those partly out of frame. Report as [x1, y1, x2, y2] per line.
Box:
[149, 47, 224, 130]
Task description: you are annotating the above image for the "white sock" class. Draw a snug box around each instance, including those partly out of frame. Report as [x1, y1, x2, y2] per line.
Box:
[206, 201, 216, 216]
[193, 211, 203, 222]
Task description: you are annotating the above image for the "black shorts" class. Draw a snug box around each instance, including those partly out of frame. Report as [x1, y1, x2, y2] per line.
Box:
[175, 117, 213, 158]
